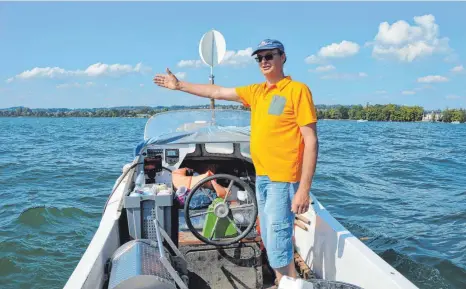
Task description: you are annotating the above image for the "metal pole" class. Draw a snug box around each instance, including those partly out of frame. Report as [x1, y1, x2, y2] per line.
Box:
[210, 65, 215, 124]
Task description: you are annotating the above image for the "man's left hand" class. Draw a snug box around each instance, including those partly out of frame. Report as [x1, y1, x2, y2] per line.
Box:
[291, 189, 312, 215]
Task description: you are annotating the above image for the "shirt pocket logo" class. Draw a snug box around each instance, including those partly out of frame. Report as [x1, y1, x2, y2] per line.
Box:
[268, 95, 286, 115]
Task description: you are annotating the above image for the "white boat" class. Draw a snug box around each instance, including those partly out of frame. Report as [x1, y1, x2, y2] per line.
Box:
[64, 109, 419, 289]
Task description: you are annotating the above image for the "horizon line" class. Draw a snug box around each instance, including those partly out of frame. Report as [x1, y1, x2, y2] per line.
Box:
[0, 103, 460, 111]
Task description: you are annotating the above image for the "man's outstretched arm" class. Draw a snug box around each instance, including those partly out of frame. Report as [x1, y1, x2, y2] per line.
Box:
[292, 122, 318, 215]
[153, 68, 241, 102]
[178, 82, 240, 102]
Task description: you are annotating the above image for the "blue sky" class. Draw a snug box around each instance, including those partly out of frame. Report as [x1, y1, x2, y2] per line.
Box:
[1, 1, 465, 110]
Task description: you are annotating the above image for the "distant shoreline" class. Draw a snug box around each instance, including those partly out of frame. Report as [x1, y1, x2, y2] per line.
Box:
[2, 116, 462, 124]
[1, 104, 465, 123]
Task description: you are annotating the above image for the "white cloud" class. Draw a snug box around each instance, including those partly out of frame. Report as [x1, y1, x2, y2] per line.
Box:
[451, 65, 464, 73]
[139, 84, 144, 87]
[316, 65, 336, 72]
[319, 41, 360, 58]
[369, 14, 451, 62]
[305, 41, 360, 64]
[16, 67, 69, 80]
[7, 62, 151, 82]
[376, 90, 387, 94]
[174, 72, 186, 79]
[321, 72, 368, 80]
[402, 90, 416, 95]
[220, 47, 254, 67]
[309, 65, 336, 73]
[417, 75, 449, 83]
[177, 47, 254, 68]
[82, 63, 149, 77]
[177, 60, 203, 68]
[304, 55, 321, 64]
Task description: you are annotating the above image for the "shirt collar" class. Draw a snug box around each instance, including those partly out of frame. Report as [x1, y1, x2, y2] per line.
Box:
[263, 76, 292, 91]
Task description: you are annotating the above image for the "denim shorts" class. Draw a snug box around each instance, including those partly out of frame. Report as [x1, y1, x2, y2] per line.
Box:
[255, 175, 299, 269]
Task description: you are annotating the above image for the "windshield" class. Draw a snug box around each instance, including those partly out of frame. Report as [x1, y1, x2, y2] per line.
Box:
[144, 109, 251, 140]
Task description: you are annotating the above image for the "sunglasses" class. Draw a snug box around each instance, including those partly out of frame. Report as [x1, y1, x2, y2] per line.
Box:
[254, 52, 281, 63]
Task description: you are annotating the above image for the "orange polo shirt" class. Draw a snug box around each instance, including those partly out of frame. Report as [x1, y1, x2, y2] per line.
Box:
[235, 76, 317, 182]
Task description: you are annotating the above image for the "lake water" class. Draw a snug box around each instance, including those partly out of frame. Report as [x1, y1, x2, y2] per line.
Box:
[0, 116, 465, 289]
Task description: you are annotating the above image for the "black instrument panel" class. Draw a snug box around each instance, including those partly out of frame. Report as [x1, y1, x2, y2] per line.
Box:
[144, 147, 180, 166]
[165, 148, 179, 165]
[146, 148, 164, 158]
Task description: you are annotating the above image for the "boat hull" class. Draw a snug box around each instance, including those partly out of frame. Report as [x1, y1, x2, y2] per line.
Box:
[64, 164, 134, 289]
[294, 192, 418, 289]
[64, 165, 419, 289]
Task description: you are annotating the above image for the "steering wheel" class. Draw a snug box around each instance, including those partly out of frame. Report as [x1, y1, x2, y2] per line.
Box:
[183, 174, 258, 246]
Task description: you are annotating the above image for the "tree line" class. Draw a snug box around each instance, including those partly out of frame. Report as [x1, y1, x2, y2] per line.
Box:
[317, 104, 425, 122]
[440, 108, 466, 123]
[0, 104, 249, 118]
[1, 104, 464, 123]
[316, 104, 465, 123]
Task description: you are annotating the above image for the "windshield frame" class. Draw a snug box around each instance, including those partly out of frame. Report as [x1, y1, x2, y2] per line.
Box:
[143, 108, 252, 141]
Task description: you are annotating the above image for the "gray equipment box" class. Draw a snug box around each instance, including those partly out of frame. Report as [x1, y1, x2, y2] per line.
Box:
[124, 184, 178, 244]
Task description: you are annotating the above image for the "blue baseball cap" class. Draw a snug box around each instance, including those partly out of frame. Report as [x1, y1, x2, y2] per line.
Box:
[251, 39, 285, 56]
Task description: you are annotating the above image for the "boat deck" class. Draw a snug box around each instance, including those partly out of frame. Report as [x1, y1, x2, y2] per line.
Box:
[177, 230, 314, 289]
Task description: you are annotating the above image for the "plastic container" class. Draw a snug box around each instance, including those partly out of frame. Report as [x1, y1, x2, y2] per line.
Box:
[278, 277, 364, 289]
[133, 170, 145, 194]
[175, 186, 188, 205]
[124, 184, 176, 241]
[237, 190, 248, 201]
[158, 189, 172, 195]
[154, 183, 168, 193]
[278, 276, 314, 289]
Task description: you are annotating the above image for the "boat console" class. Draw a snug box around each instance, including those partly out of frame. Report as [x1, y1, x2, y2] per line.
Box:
[106, 139, 263, 289]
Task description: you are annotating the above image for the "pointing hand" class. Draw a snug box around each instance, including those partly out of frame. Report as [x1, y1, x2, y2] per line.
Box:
[153, 68, 180, 90]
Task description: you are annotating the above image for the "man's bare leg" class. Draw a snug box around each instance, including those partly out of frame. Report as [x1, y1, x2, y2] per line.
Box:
[274, 260, 297, 285]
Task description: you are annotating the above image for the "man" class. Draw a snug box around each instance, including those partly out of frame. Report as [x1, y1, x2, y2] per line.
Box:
[153, 39, 318, 285]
